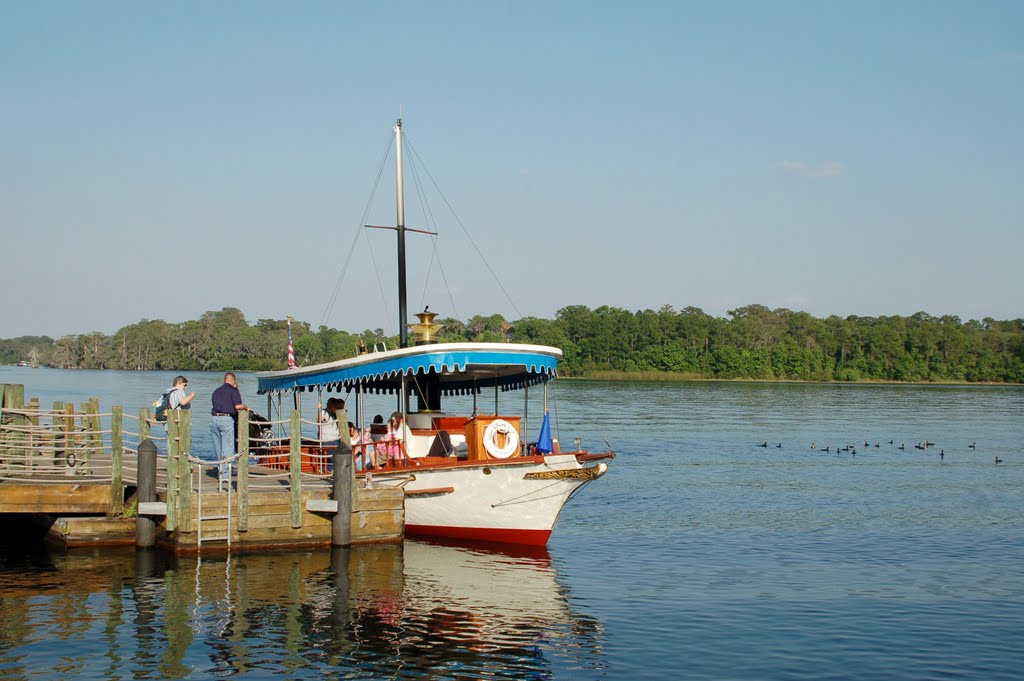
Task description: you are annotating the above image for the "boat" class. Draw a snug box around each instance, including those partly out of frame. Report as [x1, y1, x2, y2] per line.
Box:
[256, 119, 613, 547]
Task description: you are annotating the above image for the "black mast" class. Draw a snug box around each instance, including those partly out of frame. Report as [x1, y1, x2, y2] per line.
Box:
[395, 118, 408, 349]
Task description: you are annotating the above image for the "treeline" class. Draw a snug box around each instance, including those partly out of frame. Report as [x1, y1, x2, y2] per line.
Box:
[3, 304, 1023, 383]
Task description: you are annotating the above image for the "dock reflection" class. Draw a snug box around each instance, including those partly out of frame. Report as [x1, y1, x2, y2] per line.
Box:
[0, 540, 606, 678]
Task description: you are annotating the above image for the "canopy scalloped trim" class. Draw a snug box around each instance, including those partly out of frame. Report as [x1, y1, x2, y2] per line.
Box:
[256, 343, 561, 396]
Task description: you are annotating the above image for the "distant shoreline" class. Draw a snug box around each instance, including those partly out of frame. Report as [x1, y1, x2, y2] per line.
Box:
[6, 364, 1022, 386]
[566, 371, 1024, 387]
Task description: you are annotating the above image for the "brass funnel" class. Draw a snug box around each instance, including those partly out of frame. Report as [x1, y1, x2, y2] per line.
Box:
[410, 307, 443, 345]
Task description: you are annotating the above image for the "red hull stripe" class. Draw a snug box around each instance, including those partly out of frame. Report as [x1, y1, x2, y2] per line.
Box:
[405, 524, 552, 547]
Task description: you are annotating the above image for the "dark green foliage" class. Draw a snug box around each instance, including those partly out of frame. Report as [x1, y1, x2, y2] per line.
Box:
[3, 305, 1022, 383]
[548, 305, 1024, 384]
[2, 308, 382, 373]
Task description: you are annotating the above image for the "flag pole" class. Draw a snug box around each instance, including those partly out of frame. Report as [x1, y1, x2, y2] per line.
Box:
[287, 316, 297, 369]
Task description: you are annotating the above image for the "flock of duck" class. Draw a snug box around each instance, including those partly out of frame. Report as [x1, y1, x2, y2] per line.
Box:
[756, 440, 1004, 463]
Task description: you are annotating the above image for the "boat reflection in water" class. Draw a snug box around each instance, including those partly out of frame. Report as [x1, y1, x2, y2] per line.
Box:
[0, 539, 606, 679]
[341, 540, 605, 676]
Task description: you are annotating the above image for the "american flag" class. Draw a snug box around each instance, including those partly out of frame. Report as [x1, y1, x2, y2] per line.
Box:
[287, 316, 297, 369]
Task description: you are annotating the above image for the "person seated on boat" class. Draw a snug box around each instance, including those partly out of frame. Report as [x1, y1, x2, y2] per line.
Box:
[367, 415, 387, 469]
[317, 398, 343, 451]
[390, 411, 412, 441]
[378, 412, 410, 465]
[426, 430, 455, 458]
[348, 421, 370, 471]
[369, 414, 387, 443]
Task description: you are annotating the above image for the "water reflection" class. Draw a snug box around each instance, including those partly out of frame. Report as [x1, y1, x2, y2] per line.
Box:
[0, 539, 605, 679]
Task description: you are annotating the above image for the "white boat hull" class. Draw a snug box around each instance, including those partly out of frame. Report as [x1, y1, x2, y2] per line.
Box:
[367, 454, 607, 546]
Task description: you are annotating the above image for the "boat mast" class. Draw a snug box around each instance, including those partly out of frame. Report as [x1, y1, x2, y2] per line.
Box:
[395, 118, 409, 350]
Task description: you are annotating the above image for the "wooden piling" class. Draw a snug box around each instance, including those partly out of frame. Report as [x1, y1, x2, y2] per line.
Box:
[82, 398, 100, 475]
[166, 413, 179, 532]
[111, 406, 124, 515]
[178, 410, 192, 533]
[5, 384, 25, 461]
[332, 409, 353, 547]
[136, 438, 158, 548]
[25, 398, 39, 472]
[0, 385, 7, 474]
[51, 401, 63, 470]
[290, 409, 302, 528]
[4, 384, 24, 411]
[88, 398, 102, 474]
[62, 403, 75, 473]
[139, 407, 151, 442]
[237, 410, 250, 532]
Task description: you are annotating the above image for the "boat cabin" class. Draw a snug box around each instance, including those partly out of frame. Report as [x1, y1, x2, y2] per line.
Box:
[255, 327, 561, 472]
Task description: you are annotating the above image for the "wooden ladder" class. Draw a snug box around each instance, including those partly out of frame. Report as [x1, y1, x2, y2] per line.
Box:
[195, 461, 232, 549]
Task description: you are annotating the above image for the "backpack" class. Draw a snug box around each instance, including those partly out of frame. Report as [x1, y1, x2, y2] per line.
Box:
[153, 389, 174, 423]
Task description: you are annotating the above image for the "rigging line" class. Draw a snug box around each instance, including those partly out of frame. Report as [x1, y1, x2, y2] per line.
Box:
[362, 221, 395, 338]
[407, 150, 462, 323]
[405, 135, 523, 320]
[320, 134, 395, 330]
[407, 151, 438, 311]
[431, 234, 462, 325]
[551, 381, 560, 446]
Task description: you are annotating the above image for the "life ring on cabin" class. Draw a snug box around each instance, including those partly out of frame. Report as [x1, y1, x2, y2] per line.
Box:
[483, 419, 520, 459]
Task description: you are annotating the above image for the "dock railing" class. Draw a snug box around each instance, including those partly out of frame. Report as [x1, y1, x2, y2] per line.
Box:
[1, 383, 335, 526]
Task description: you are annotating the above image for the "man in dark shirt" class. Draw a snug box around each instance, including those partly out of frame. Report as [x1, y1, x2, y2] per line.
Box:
[210, 372, 248, 484]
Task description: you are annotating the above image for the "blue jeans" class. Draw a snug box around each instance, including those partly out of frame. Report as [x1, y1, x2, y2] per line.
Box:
[210, 415, 235, 481]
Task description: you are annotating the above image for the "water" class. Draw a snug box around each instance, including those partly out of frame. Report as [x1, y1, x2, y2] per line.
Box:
[2, 367, 1023, 679]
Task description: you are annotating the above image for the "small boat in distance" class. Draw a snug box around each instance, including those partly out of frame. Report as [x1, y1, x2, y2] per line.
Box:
[256, 119, 614, 546]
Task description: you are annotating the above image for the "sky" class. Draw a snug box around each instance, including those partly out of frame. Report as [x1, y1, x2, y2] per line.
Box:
[2, 1, 1022, 339]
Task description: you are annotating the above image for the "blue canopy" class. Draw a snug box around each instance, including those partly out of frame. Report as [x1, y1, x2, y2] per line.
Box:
[256, 342, 560, 396]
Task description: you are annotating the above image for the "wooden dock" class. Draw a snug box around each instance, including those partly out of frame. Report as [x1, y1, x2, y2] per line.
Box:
[0, 382, 404, 552]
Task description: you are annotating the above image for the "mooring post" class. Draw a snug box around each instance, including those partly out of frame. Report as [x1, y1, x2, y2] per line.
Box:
[237, 409, 250, 532]
[178, 410, 192, 533]
[26, 398, 39, 472]
[0, 385, 6, 475]
[51, 401, 63, 468]
[290, 409, 302, 528]
[332, 408, 353, 547]
[136, 438, 158, 548]
[166, 412, 179, 532]
[138, 407, 151, 442]
[86, 397, 101, 474]
[62, 403, 75, 475]
[110, 406, 124, 515]
[7, 384, 25, 461]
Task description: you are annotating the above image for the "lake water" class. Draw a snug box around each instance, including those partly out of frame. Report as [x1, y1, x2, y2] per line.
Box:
[2, 366, 1023, 679]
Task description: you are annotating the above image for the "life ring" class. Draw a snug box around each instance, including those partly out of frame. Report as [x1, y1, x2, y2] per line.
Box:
[483, 419, 520, 459]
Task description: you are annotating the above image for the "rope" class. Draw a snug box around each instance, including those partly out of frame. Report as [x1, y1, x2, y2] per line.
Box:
[491, 479, 568, 507]
[320, 131, 395, 330]
[406, 134, 524, 320]
[407, 145, 461, 322]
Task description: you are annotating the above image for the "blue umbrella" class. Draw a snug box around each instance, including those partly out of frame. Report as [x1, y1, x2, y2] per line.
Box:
[536, 410, 553, 454]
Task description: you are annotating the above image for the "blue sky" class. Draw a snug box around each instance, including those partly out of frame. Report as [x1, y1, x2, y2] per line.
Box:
[2, 1, 1022, 339]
